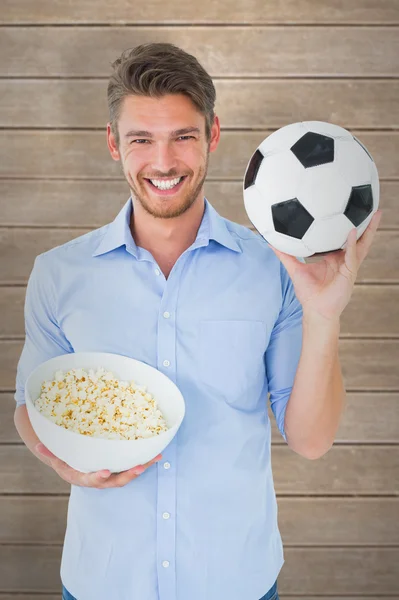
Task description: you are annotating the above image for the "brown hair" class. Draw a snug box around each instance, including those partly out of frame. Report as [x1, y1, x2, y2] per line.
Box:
[107, 42, 216, 148]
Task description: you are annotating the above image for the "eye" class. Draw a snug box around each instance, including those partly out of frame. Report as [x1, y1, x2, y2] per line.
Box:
[178, 136, 194, 140]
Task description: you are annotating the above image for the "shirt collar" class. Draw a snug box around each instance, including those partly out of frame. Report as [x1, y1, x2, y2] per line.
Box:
[92, 196, 242, 258]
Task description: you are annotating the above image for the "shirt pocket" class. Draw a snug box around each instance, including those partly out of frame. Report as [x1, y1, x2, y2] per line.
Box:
[198, 320, 268, 411]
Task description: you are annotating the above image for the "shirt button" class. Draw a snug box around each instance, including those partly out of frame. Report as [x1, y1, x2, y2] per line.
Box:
[154, 268, 161, 276]
[162, 560, 170, 568]
[162, 512, 170, 520]
[163, 360, 170, 367]
[163, 311, 170, 319]
[163, 462, 171, 469]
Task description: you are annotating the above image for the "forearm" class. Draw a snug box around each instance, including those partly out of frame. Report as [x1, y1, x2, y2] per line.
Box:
[14, 405, 51, 466]
[284, 314, 346, 459]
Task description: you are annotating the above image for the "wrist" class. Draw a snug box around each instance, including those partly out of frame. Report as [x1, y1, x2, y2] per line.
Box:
[302, 311, 341, 332]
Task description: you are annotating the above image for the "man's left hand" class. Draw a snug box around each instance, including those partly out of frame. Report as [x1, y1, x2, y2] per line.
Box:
[268, 210, 383, 323]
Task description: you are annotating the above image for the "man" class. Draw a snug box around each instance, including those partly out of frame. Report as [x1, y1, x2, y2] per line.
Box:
[13, 42, 381, 600]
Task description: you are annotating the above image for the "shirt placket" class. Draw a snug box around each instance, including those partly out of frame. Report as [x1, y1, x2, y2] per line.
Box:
[155, 251, 190, 600]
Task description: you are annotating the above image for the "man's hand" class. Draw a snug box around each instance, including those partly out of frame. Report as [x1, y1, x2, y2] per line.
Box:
[35, 442, 162, 488]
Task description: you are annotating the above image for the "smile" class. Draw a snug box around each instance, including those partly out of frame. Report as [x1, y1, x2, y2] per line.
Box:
[144, 176, 187, 196]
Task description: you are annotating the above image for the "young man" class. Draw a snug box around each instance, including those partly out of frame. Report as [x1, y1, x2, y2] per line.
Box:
[14, 43, 381, 600]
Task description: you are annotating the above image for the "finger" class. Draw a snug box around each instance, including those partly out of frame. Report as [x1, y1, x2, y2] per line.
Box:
[343, 226, 358, 278]
[100, 454, 163, 488]
[81, 469, 112, 487]
[356, 210, 382, 264]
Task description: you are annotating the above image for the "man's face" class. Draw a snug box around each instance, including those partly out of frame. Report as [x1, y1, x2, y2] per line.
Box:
[107, 94, 220, 219]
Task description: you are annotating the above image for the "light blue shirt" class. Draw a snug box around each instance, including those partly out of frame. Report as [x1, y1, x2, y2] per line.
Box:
[15, 196, 303, 600]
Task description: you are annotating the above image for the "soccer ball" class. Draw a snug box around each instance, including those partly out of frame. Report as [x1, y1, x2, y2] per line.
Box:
[243, 121, 380, 258]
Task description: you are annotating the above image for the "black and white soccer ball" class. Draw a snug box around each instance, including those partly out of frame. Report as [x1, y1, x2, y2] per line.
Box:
[243, 121, 380, 257]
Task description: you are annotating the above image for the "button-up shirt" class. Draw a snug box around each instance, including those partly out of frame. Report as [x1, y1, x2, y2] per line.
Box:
[15, 196, 303, 600]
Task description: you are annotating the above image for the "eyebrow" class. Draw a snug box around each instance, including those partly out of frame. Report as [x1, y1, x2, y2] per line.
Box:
[124, 126, 201, 139]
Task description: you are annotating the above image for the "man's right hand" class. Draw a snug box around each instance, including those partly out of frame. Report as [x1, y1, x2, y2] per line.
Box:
[35, 443, 162, 488]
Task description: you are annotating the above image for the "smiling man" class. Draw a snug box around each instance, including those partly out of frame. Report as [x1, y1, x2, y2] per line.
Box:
[13, 42, 379, 600]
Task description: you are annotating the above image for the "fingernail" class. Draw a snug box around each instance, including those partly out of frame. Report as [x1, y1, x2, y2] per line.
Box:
[133, 466, 145, 474]
[100, 471, 110, 478]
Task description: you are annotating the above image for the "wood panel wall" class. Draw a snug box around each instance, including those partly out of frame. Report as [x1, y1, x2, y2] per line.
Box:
[1, 1, 398, 598]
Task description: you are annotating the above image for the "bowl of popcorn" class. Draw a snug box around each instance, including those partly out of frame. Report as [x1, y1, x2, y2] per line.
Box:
[24, 352, 185, 473]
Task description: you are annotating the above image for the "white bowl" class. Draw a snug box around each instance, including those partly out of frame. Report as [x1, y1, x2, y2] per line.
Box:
[25, 352, 185, 473]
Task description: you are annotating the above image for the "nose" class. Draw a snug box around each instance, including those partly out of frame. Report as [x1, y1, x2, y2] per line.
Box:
[150, 141, 179, 176]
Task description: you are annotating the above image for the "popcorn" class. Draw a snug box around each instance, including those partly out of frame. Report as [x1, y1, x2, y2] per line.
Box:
[34, 367, 169, 440]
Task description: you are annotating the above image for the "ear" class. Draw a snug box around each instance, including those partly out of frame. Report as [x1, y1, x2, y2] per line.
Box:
[107, 122, 121, 161]
[209, 115, 221, 153]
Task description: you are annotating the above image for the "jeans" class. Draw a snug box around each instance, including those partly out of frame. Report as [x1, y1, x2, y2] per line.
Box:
[62, 579, 279, 600]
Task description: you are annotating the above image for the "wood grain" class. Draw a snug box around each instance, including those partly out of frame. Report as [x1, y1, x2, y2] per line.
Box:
[0, 229, 397, 285]
[2, 0, 399, 24]
[2, 131, 398, 179]
[0, 444, 398, 494]
[0, 496, 397, 545]
[3, 285, 399, 340]
[0, 545, 397, 594]
[3, 338, 399, 391]
[1, 27, 398, 77]
[0, 180, 397, 231]
[2, 80, 399, 130]
[281, 548, 399, 595]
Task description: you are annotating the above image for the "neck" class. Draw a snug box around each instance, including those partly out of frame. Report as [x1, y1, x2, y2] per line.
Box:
[130, 196, 206, 258]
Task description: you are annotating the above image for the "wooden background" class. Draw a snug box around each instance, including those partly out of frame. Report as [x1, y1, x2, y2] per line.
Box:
[1, 1, 399, 598]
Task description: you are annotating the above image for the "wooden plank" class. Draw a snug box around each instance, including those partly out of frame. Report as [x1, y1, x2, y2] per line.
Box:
[3, 390, 399, 444]
[0, 597, 60, 600]
[0, 229, 397, 285]
[0, 497, 68, 544]
[278, 498, 399, 546]
[2, 0, 399, 25]
[317, 392, 399, 443]
[0, 496, 398, 545]
[2, 337, 399, 392]
[273, 446, 399, 495]
[1, 130, 398, 179]
[0, 545, 62, 593]
[2, 80, 399, 131]
[0, 180, 397, 231]
[270, 391, 399, 444]
[280, 548, 399, 595]
[339, 286, 399, 339]
[0, 596, 61, 600]
[3, 284, 399, 340]
[0, 545, 397, 594]
[0, 27, 398, 77]
[0, 444, 398, 494]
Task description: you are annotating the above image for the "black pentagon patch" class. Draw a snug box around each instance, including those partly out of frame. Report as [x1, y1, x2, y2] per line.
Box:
[272, 198, 314, 239]
[344, 184, 373, 227]
[353, 135, 374, 162]
[291, 131, 334, 168]
[244, 149, 264, 190]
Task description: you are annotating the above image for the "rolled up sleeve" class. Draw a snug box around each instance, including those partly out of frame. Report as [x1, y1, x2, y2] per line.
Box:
[265, 258, 304, 442]
[14, 253, 73, 406]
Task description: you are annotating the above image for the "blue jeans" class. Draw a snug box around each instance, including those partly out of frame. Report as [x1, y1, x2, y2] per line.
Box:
[62, 579, 279, 600]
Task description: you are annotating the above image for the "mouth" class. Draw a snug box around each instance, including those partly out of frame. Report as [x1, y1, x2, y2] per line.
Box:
[144, 176, 187, 196]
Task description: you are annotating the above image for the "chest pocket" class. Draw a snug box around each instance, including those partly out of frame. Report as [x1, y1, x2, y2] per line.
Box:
[198, 320, 268, 411]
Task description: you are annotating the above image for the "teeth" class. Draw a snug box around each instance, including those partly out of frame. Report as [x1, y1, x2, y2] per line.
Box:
[149, 177, 182, 190]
